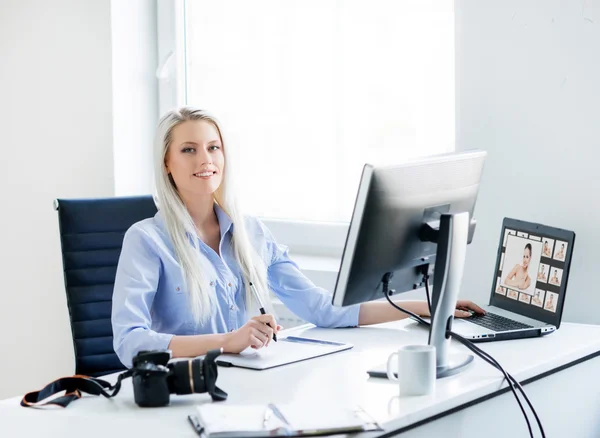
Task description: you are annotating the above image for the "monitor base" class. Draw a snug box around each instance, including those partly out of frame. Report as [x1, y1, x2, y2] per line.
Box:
[436, 353, 474, 378]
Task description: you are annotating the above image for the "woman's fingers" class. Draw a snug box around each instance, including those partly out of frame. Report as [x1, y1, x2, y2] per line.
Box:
[457, 300, 486, 314]
[250, 332, 266, 349]
[454, 309, 472, 318]
[251, 320, 274, 338]
[253, 314, 280, 335]
[266, 315, 278, 333]
[252, 314, 280, 339]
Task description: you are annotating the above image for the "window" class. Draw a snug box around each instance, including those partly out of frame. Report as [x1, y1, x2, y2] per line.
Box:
[158, 0, 454, 228]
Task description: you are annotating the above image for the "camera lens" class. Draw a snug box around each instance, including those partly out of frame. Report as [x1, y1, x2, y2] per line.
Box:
[169, 359, 206, 395]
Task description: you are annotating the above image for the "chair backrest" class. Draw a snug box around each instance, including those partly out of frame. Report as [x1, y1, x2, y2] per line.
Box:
[54, 196, 158, 376]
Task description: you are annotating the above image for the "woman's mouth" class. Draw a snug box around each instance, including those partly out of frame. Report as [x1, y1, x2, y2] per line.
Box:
[193, 171, 216, 179]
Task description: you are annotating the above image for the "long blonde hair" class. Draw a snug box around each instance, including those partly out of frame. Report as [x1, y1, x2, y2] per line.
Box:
[153, 107, 271, 322]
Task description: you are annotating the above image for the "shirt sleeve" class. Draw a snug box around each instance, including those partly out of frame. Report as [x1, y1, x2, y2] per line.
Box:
[260, 223, 361, 328]
[112, 225, 174, 368]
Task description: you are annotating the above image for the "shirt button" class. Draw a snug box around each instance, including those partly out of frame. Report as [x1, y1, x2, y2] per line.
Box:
[175, 287, 180, 291]
[230, 305, 235, 311]
[228, 283, 232, 287]
[210, 281, 215, 286]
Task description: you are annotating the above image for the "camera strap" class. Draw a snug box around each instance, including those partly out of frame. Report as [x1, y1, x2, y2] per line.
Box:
[20, 369, 133, 408]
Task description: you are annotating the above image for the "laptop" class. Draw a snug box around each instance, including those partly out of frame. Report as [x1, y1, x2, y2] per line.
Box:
[451, 218, 575, 342]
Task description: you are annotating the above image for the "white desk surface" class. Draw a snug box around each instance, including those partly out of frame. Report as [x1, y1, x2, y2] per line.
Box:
[2, 320, 600, 437]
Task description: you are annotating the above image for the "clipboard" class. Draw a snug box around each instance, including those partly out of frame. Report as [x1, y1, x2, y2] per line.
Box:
[216, 336, 353, 370]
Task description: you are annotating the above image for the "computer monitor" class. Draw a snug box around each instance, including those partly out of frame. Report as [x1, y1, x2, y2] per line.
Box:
[332, 149, 487, 377]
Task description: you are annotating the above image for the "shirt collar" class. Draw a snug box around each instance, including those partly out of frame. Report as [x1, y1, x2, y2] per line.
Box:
[213, 202, 234, 239]
[154, 202, 234, 240]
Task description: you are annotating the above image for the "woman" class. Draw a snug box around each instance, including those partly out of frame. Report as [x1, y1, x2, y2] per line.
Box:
[543, 241, 552, 257]
[544, 294, 555, 311]
[503, 243, 532, 291]
[111, 107, 484, 368]
[550, 269, 560, 285]
[537, 264, 546, 282]
[555, 244, 565, 260]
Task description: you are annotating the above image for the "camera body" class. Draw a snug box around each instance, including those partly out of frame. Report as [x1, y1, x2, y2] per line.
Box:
[131, 348, 227, 407]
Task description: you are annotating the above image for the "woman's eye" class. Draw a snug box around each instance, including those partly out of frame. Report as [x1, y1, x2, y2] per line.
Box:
[209, 145, 221, 151]
[182, 147, 195, 153]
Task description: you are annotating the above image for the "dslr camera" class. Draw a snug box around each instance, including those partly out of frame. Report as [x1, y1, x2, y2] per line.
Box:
[131, 348, 227, 407]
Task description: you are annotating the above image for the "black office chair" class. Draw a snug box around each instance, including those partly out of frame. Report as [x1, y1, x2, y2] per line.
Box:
[54, 196, 157, 377]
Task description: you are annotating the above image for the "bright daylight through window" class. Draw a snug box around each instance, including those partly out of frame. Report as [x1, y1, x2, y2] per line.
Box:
[183, 0, 454, 223]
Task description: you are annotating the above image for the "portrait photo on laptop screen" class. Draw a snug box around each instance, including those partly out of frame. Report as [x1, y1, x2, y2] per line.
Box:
[501, 234, 542, 296]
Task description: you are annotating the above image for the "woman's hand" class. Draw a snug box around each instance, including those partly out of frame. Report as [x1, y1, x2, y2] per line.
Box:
[419, 300, 486, 318]
[222, 314, 281, 354]
[454, 300, 486, 318]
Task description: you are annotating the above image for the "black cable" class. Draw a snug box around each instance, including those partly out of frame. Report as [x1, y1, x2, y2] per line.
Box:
[448, 330, 547, 438]
[382, 280, 544, 438]
[422, 279, 545, 438]
[448, 330, 534, 437]
[424, 274, 432, 315]
[380, 277, 428, 327]
[382, 292, 533, 438]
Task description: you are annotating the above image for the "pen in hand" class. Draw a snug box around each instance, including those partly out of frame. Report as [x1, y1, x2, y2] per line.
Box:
[249, 282, 277, 342]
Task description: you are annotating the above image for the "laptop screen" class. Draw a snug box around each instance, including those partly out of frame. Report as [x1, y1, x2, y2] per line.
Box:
[489, 218, 575, 327]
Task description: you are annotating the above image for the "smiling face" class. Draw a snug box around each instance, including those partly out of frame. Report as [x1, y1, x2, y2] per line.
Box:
[164, 120, 225, 201]
[522, 246, 531, 269]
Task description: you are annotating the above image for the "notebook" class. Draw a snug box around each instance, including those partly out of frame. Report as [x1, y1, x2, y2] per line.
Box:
[188, 403, 381, 437]
[216, 336, 353, 370]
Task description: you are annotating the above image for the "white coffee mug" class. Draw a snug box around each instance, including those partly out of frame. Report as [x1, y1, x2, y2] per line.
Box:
[386, 345, 436, 396]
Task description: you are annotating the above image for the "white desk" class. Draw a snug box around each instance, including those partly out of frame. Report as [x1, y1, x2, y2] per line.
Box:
[2, 320, 600, 437]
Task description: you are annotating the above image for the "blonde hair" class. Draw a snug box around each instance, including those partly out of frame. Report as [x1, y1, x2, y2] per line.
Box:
[153, 107, 271, 322]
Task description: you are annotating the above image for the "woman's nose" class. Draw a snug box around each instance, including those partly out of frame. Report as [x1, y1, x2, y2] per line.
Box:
[197, 148, 212, 165]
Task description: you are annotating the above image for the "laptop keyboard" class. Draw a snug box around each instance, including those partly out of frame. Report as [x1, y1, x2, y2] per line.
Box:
[468, 312, 533, 332]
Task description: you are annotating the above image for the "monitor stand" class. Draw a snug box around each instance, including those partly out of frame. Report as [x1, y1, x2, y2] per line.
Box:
[425, 212, 474, 378]
[367, 212, 475, 380]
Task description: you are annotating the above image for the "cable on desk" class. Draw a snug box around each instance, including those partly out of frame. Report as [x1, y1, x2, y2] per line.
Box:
[382, 279, 546, 438]
[421, 278, 545, 438]
[424, 274, 432, 315]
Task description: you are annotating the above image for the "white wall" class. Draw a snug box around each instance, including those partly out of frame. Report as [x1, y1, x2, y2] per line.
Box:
[0, 0, 114, 399]
[456, 1, 600, 323]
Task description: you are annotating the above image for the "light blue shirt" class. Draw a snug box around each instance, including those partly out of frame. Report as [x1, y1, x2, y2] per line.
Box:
[112, 204, 360, 367]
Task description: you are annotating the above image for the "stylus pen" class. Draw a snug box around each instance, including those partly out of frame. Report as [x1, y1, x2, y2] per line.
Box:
[249, 282, 277, 342]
